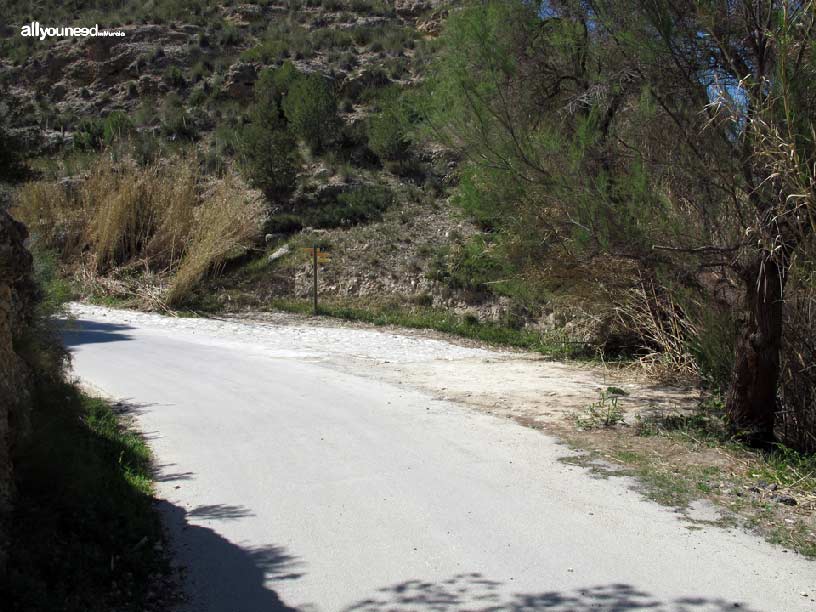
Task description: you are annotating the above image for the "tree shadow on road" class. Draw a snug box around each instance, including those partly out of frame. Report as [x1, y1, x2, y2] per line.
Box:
[153, 461, 195, 483]
[341, 573, 759, 612]
[60, 318, 134, 346]
[158, 501, 303, 612]
[155, 502, 764, 612]
[188, 503, 255, 521]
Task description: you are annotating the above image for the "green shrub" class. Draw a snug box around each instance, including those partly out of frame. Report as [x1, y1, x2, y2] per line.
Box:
[253, 62, 299, 124]
[242, 39, 288, 63]
[309, 28, 354, 50]
[306, 185, 394, 227]
[370, 87, 419, 162]
[102, 111, 134, 145]
[163, 65, 185, 87]
[212, 123, 242, 158]
[160, 96, 197, 140]
[235, 63, 306, 199]
[683, 293, 737, 391]
[242, 22, 313, 63]
[352, 23, 415, 52]
[282, 73, 338, 151]
[335, 185, 393, 224]
[238, 123, 300, 199]
[73, 118, 105, 151]
[190, 60, 212, 82]
[187, 86, 208, 106]
[429, 235, 511, 293]
[266, 213, 303, 234]
[218, 24, 240, 47]
[368, 115, 404, 161]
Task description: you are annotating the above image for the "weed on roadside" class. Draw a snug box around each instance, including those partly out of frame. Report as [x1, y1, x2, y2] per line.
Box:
[575, 387, 628, 429]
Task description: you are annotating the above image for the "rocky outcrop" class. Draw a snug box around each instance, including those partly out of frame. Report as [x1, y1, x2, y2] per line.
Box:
[221, 61, 258, 101]
[0, 210, 36, 575]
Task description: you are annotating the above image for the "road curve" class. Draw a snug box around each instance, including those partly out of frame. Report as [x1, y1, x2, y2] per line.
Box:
[62, 304, 815, 612]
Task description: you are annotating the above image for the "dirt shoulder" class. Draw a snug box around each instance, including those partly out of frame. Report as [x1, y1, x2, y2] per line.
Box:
[226, 308, 698, 425]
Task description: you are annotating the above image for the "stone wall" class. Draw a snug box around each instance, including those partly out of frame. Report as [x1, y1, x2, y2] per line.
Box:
[0, 209, 36, 574]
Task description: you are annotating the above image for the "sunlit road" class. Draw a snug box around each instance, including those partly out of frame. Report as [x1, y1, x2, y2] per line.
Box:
[63, 304, 815, 612]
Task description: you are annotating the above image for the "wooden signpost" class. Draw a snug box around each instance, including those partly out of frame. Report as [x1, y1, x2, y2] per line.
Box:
[302, 244, 331, 315]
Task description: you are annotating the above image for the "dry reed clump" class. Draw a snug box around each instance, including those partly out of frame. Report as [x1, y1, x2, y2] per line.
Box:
[14, 158, 200, 272]
[89, 159, 198, 272]
[13, 157, 266, 307]
[615, 280, 701, 382]
[165, 176, 266, 306]
[778, 267, 816, 453]
[13, 180, 90, 259]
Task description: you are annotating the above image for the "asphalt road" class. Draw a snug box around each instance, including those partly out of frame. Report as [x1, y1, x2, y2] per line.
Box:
[63, 305, 815, 612]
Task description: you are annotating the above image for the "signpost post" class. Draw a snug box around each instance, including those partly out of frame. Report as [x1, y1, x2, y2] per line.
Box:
[303, 245, 331, 316]
[312, 243, 318, 315]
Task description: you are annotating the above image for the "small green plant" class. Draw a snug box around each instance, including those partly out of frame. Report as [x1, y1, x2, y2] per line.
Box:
[241, 22, 313, 63]
[163, 65, 185, 88]
[429, 235, 510, 294]
[576, 389, 626, 429]
[73, 117, 105, 150]
[254, 62, 300, 117]
[159, 95, 197, 140]
[102, 111, 134, 145]
[368, 110, 407, 162]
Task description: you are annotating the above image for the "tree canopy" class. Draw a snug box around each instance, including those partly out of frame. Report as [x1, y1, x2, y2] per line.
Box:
[425, 0, 816, 445]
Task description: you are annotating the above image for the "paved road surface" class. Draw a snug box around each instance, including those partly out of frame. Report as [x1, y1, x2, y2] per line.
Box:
[63, 305, 815, 612]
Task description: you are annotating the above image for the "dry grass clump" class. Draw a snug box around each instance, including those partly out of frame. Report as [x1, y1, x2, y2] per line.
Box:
[14, 157, 266, 307]
[615, 280, 701, 382]
[166, 177, 265, 306]
[90, 160, 198, 273]
[14, 180, 89, 259]
[779, 265, 816, 453]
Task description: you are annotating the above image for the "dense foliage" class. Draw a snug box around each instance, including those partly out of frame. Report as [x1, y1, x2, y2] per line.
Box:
[282, 72, 339, 152]
[425, 0, 816, 449]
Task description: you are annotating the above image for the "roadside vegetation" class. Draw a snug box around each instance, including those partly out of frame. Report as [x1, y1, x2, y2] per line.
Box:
[412, 0, 816, 554]
[564, 398, 816, 558]
[421, 1, 816, 453]
[267, 297, 595, 360]
[2, 385, 169, 612]
[14, 157, 266, 310]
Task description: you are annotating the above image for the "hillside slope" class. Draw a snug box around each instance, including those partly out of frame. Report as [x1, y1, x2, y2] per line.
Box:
[2, 0, 620, 348]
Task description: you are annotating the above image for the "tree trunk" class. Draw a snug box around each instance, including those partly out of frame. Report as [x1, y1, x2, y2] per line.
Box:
[725, 254, 786, 445]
